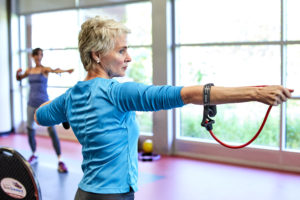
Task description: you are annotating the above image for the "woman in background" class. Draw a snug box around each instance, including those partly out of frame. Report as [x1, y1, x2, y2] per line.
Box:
[16, 48, 73, 173]
[35, 17, 292, 199]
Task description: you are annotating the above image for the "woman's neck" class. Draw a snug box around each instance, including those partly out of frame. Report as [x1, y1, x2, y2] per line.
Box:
[84, 66, 110, 81]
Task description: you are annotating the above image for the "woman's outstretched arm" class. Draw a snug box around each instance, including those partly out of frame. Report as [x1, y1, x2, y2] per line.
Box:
[181, 85, 292, 106]
[109, 82, 293, 113]
[44, 67, 74, 74]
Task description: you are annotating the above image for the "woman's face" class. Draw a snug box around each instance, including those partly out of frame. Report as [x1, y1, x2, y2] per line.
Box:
[100, 34, 132, 78]
[32, 50, 43, 65]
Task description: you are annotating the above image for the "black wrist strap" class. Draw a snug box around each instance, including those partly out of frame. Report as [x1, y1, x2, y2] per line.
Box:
[203, 83, 214, 105]
[201, 83, 217, 131]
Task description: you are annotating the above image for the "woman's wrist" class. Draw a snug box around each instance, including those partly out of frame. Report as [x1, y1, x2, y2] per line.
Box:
[249, 87, 261, 103]
[16, 73, 21, 80]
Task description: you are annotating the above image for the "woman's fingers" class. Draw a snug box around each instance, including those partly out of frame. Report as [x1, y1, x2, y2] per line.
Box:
[261, 86, 293, 106]
[277, 90, 287, 102]
[283, 88, 293, 98]
[273, 99, 279, 106]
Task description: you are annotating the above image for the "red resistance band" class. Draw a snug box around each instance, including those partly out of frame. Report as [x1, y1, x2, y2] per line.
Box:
[202, 85, 294, 149]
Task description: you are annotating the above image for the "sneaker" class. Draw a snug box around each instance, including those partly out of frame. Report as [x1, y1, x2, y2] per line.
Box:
[58, 161, 68, 173]
[28, 155, 38, 165]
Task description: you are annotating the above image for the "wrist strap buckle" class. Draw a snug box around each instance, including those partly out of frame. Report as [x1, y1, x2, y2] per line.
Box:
[201, 83, 217, 131]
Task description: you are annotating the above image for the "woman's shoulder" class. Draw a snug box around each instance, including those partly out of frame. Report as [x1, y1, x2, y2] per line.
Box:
[41, 66, 51, 73]
[27, 66, 49, 74]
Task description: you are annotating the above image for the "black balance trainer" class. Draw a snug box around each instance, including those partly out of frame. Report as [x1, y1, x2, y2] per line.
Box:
[0, 147, 42, 200]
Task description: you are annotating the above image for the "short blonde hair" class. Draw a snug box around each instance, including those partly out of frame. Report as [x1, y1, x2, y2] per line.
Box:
[78, 16, 130, 71]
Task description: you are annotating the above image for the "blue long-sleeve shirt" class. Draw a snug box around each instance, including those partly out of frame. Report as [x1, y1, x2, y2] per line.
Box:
[36, 77, 184, 194]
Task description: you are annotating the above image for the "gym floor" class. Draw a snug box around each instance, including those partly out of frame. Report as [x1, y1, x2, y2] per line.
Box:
[1, 133, 300, 200]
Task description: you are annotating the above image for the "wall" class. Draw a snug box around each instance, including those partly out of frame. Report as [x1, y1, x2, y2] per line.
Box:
[0, 0, 12, 134]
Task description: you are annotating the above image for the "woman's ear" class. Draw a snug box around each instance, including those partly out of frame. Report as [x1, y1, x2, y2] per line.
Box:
[91, 51, 101, 63]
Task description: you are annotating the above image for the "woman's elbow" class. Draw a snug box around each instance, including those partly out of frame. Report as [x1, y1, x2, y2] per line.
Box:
[34, 111, 40, 125]
[180, 86, 203, 105]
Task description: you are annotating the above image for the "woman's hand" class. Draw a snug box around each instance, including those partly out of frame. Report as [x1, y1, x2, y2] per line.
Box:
[16, 68, 22, 81]
[16, 68, 29, 81]
[255, 86, 293, 106]
[67, 69, 74, 74]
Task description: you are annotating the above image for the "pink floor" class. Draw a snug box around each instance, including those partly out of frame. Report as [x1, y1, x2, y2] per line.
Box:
[1, 133, 300, 200]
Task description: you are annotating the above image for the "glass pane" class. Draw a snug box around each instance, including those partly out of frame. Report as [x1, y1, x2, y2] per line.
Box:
[136, 112, 153, 135]
[176, 46, 281, 86]
[129, 48, 152, 134]
[287, 45, 300, 96]
[175, 0, 280, 44]
[126, 47, 152, 85]
[287, 0, 300, 40]
[20, 16, 26, 50]
[286, 100, 300, 151]
[118, 47, 153, 135]
[31, 10, 78, 49]
[79, 2, 152, 46]
[177, 46, 281, 147]
[21, 87, 30, 121]
[47, 87, 69, 100]
[41, 50, 82, 87]
[181, 103, 280, 147]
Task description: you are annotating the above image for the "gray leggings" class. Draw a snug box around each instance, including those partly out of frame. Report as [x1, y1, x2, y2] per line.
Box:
[74, 188, 135, 200]
[27, 105, 61, 155]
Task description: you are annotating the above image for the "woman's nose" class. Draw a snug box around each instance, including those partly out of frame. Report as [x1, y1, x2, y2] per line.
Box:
[126, 54, 132, 63]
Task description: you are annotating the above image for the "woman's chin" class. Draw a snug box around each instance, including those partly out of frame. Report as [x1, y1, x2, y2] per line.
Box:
[120, 70, 127, 77]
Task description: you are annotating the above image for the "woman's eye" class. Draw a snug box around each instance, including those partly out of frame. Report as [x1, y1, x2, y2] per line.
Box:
[119, 49, 125, 54]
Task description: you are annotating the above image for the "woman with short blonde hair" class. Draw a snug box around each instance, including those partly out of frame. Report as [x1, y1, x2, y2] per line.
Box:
[35, 16, 292, 200]
[78, 16, 130, 71]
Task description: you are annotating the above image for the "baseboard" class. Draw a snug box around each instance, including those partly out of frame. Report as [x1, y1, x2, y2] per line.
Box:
[0, 131, 11, 136]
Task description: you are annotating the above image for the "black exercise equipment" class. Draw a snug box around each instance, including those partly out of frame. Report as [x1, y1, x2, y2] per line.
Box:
[62, 122, 70, 129]
[0, 147, 42, 200]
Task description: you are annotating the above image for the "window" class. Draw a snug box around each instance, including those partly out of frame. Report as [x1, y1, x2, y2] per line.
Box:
[19, 2, 153, 135]
[175, 0, 300, 150]
[286, 100, 300, 150]
[287, 0, 300, 41]
[286, 45, 300, 151]
[22, 10, 82, 101]
[175, 0, 280, 44]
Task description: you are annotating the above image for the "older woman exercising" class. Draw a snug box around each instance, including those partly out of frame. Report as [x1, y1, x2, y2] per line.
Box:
[34, 17, 292, 200]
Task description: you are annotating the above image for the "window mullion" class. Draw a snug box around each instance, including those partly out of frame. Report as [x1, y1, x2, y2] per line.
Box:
[280, 0, 288, 151]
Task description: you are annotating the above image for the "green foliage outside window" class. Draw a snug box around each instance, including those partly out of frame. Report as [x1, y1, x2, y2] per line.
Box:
[181, 108, 280, 147]
[286, 100, 300, 150]
[127, 48, 153, 134]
